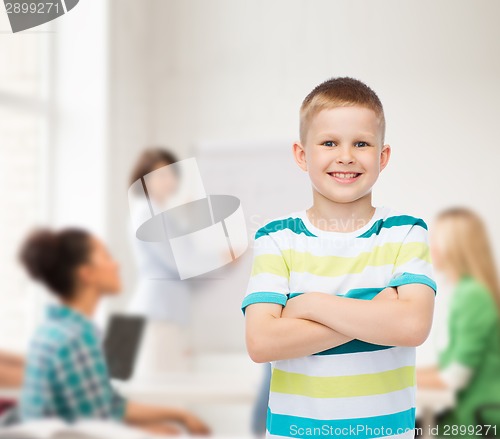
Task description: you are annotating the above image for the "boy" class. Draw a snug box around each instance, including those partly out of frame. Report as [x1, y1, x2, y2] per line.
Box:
[242, 77, 436, 439]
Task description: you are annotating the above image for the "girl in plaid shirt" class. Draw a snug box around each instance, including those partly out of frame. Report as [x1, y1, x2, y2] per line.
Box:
[18, 227, 210, 436]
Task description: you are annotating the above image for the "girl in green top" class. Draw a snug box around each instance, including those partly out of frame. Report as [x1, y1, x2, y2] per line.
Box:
[417, 207, 500, 438]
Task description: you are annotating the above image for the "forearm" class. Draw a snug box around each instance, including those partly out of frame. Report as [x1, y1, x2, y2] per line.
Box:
[416, 367, 448, 389]
[125, 401, 187, 425]
[301, 294, 422, 346]
[246, 315, 353, 363]
[0, 351, 25, 368]
[0, 363, 24, 388]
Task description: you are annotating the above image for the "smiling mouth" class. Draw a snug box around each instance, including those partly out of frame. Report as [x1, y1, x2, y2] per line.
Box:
[328, 172, 361, 179]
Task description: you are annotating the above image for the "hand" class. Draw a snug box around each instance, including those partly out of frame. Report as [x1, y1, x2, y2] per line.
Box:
[180, 412, 211, 435]
[139, 422, 183, 436]
[281, 292, 327, 319]
[373, 287, 398, 301]
[281, 293, 309, 319]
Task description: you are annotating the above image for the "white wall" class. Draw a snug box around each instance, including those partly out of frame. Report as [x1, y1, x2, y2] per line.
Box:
[102, 0, 500, 359]
[51, 0, 109, 235]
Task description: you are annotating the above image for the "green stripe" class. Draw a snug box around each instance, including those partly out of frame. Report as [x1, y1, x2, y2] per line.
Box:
[343, 287, 383, 300]
[270, 366, 415, 398]
[314, 339, 394, 356]
[255, 218, 316, 240]
[389, 273, 437, 294]
[314, 288, 392, 355]
[313, 287, 396, 355]
[357, 215, 428, 238]
[266, 406, 416, 439]
[252, 242, 431, 278]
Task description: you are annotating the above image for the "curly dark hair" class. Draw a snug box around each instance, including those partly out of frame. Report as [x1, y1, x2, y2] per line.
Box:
[18, 227, 92, 300]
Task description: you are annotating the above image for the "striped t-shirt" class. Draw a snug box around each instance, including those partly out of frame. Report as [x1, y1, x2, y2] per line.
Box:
[241, 205, 436, 439]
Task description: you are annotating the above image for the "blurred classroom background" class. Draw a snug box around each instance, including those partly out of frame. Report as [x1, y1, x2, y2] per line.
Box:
[1, 0, 500, 436]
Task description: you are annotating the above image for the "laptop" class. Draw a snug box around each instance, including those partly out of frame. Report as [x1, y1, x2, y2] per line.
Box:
[103, 314, 145, 381]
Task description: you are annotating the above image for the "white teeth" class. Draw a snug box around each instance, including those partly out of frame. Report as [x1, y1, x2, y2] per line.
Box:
[331, 172, 359, 179]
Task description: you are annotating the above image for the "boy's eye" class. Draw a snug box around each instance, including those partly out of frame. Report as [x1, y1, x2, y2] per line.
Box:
[322, 141, 336, 147]
[321, 141, 370, 147]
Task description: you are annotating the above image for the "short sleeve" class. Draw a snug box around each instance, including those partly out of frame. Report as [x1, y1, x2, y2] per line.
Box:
[387, 221, 437, 294]
[241, 230, 290, 315]
[442, 284, 498, 370]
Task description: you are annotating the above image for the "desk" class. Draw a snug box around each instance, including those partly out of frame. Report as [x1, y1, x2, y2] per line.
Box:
[2, 378, 455, 437]
[114, 371, 260, 436]
[416, 389, 455, 439]
[113, 372, 258, 405]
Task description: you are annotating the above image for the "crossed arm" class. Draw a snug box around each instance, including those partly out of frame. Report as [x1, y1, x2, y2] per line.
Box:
[245, 284, 435, 363]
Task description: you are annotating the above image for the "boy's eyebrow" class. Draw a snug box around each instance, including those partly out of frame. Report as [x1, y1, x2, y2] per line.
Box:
[315, 131, 378, 140]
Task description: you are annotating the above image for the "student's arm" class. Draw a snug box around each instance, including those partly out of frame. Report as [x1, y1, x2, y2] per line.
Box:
[245, 303, 353, 363]
[0, 350, 25, 367]
[0, 363, 24, 388]
[245, 287, 398, 363]
[282, 222, 437, 347]
[281, 283, 434, 347]
[125, 402, 210, 435]
[242, 224, 403, 362]
[243, 228, 357, 363]
[0, 350, 25, 387]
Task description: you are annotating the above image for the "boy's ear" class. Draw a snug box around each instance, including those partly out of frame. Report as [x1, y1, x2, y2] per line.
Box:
[292, 141, 308, 172]
[379, 144, 391, 172]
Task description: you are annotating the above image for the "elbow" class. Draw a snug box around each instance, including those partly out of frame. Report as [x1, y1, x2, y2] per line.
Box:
[246, 333, 272, 363]
[247, 347, 269, 364]
[406, 318, 431, 347]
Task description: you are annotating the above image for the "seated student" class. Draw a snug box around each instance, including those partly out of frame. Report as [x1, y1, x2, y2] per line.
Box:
[17, 227, 210, 436]
[416, 208, 500, 437]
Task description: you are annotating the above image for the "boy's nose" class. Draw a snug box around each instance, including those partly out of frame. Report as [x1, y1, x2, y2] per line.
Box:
[335, 147, 355, 165]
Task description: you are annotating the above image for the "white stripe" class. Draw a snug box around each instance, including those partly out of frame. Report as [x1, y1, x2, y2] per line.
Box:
[261, 209, 426, 254]
[393, 258, 434, 280]
[399, 224, 429, 243]
[266, 226, 419, 258]
[245, 263, 421, 301]
[266, 228, 390, 256]
[245, 272, 289, 295]
[288, 261, 433, 294]
[253, 234, 286, 256]
[273, 346, 416, 377]
[269, 387, 415, 420]
[288, 265, 394, 294]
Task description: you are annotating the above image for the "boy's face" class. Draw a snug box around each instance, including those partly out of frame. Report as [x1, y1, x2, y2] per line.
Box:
[293, 106, 391, 205]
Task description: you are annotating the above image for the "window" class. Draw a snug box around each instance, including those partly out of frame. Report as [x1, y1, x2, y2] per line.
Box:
[0, 13, 51, 352]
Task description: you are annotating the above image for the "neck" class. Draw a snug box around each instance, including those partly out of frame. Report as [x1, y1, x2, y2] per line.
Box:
[308, 191, 375, 232]
[64, 287, 100, 318]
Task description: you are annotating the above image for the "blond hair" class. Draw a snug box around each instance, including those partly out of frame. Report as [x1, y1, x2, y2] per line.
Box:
[434, 207, 500, 314]
[299, 76, 386, 146]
